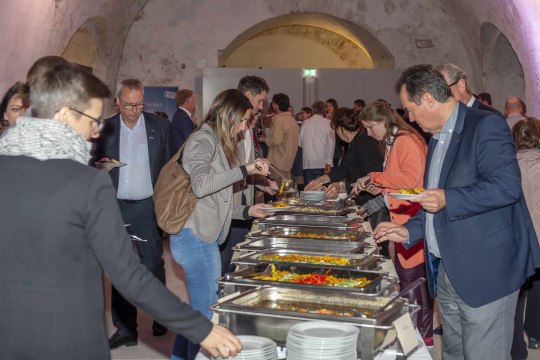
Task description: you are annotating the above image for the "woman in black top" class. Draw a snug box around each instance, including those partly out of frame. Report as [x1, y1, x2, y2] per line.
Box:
[305, 108, 388, 232]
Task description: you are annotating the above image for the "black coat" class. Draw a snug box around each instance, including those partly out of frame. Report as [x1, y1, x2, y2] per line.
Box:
[0, 156, 212, 360]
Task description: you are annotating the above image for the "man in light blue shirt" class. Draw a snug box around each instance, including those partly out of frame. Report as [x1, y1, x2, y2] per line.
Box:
[93, 79, 174, 348]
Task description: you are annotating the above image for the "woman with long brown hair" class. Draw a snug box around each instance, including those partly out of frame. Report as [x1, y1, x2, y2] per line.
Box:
[169, 89, 270, 360]
[353, 100, 433, 347]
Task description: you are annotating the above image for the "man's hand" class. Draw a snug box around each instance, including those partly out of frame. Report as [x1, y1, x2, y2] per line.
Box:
[200, 324, 242, 359]
[373, 222, 409, 244]
[95, 157, 113, 172]
[412, 189, 446, 213]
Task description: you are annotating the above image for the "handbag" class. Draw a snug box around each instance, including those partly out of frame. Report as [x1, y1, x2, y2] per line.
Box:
[153, 142, 196, 234]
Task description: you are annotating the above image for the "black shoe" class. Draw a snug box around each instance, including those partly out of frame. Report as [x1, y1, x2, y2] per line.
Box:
[109, 331, 138, 349]
[152, 322, 168, 337]
[433, 325, 443, 335]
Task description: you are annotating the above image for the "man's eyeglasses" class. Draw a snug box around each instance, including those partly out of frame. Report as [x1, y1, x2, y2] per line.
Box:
[448, 79, 460, 87]
[69, 108, 103, 130]
[119, 97, 144, 111]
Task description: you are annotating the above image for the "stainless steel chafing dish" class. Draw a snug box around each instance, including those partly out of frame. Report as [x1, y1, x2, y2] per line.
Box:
[235, 236, 367, 255]
[234, 248, 383, 272]
[279, 205, 353, 216]
[218, 263, 398, 297]
[212, 286, 420, 360]
[257, 214, 360, 230]
[248, 226, 367, 242]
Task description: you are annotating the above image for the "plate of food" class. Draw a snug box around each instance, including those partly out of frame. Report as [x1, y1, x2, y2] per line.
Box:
[260, 202, 293, 212]
[389, 188, 426, 200]
[94, 159, 126, 168]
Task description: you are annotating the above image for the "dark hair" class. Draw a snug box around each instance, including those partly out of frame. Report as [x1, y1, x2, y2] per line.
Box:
[512, 117, 540, 150]
[26, 56, 69, 88]
[311, 101, 325, 115]
[237, 75, 269, 96]
[155, 111, 168, 119]
[354, 99, 365, 108]
[203, 89, 252, 162]
[326, 98, 338, 112]
[359, 101, 425, 145]
[1, 82, 30, 123]
[395, 64, 452, 105]
[176, 89, 193, 107]
[30, 63, 111, 119]
[301, 107, 313, 115]
[332, 107, 362, 132]
[477, 93, 492, 106]
[272, 93, 290, 112]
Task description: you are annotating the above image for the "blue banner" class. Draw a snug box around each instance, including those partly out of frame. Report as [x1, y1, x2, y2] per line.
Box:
[143, 86, 178, 120]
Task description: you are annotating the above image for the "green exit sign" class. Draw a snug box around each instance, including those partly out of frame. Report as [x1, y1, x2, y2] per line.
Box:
[303, 69, 317, 77]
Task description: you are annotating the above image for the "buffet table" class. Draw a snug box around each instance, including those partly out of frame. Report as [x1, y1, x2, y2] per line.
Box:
[205, 200, 430, 360]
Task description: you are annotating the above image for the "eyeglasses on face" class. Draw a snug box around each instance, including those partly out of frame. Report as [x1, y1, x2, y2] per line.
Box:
[448, 79, 460, 87]
[69, 108, 103, 130]
[119, 97, 144, 111]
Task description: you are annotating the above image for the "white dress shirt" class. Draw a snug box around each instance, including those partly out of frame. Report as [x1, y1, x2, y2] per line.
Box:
[117, 114, 154, 200]
[299, 114, 335, 169]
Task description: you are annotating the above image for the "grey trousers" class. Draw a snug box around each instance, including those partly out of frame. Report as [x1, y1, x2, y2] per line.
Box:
[438, 262, 519, 360]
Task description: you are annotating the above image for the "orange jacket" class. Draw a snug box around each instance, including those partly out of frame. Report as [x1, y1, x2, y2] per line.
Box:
[369, 132, 427, 268]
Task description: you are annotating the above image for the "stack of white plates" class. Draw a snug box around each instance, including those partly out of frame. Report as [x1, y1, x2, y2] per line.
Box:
[300, 190, 326, 202]
[286, 321, 359, 360]
[213, 335, 278, 360]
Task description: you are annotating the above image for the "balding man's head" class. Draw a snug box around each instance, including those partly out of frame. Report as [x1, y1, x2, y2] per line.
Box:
[504, 96, 526, 117]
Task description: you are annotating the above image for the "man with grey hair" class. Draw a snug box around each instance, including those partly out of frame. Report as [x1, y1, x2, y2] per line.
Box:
[299, 100, 335, 184]
[92, 78, 174, 348]
[504, 96, 527, 129]
[436, 63, 503, 117]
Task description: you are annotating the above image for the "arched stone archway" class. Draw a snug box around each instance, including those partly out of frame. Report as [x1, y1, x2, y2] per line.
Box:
[219, 12, 394, 69]
[62, 17, 107, 79]
[481, 22, 525, 110]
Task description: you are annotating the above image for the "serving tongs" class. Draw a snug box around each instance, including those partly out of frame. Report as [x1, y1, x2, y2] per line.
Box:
[267, 164, 294, 193]
[334, 191, 356, 210]
[124, 224, 147, 242]
[376, 277, 425, 315]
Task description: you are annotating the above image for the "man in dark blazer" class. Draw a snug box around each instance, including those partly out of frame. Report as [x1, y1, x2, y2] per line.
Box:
[375, 65, 540, 359]
[436, 63, 504, 117]
[92, 79, 174, 348]
[171, 88, 196, 151]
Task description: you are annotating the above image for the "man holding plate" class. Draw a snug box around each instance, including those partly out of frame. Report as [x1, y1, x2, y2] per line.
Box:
[374, 64, 540, 360]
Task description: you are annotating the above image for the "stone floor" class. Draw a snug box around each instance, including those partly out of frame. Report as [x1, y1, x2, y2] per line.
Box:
[106, 240, 540, 360]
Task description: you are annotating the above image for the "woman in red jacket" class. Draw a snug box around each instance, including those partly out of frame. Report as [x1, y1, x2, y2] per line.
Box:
[353, 101, 433, 347]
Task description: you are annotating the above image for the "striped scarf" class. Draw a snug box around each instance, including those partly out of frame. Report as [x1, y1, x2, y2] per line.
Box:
[0, 116, 92, 165]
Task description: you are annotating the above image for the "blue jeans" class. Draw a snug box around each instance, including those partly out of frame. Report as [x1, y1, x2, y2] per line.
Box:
[303, 168, 324, 186]
[170, 228, 221, 360]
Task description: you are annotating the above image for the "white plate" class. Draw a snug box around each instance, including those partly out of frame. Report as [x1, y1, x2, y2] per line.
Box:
[259, 206, 292, 212]
[388, 193, 426, 200]
[94, 161, 126, 168]
[288, 321, 359, 340]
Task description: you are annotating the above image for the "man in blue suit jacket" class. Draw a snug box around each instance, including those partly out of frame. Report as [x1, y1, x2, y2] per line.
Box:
[171, 89, 196, 151]
[374, 65, 540, 359]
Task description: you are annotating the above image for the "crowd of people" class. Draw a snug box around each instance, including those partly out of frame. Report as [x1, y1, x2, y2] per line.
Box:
[1, 56, 540, 360]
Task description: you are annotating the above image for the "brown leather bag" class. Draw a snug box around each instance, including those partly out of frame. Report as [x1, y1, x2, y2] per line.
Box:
[153, 143, 196, 234]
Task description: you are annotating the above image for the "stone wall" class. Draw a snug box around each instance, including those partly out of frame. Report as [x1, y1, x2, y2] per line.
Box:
[0, 0, 539, 115]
